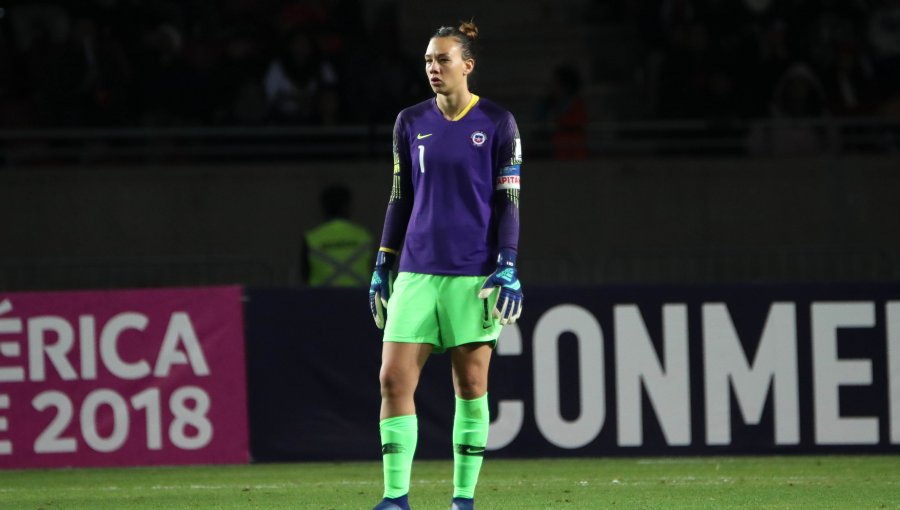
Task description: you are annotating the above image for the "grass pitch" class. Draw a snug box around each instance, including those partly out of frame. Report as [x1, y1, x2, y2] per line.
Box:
[0, 456, 898, 509]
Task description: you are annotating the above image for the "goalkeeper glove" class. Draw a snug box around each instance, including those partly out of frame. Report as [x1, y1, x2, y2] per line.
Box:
[369, 250, 396, 329]
[477, 249, 523, 325]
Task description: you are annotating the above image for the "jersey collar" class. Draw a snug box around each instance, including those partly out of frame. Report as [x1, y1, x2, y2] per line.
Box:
[433, 94, 480, 121]
[452, 94, 480, 121]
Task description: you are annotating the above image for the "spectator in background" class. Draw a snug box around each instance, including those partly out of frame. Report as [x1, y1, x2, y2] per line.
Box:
[0, 11, 38, 129]
[181, 29, 229, 125]
[276, 0, 330, 34]
[14, 2, 69, 126]
[747, 62, 836, 156]
[821, 40, 877, 116]
[800, 0, 874, 116]
[54, 14, 131, 126]
[535, 65, 588, 160]
[342, 1, 428, 124]
[738, 19, 793, 118]
[772, 63, 829, 116]
[263, 28, 339, 124]
[135, 23, 192, 126]
[7, 2, 69, 53]
[868, 0, 900, 104]
[220, 26, 271, 125]
[656, 21, 713, 118]
[300, 184, 373, 287]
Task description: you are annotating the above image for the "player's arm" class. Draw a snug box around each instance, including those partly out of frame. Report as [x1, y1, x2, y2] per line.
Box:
[369, 114, 414, 329]
[479, 115, 523, 325]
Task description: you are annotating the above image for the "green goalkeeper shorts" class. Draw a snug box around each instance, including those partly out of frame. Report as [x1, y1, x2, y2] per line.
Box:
[384, 272, 502, 353]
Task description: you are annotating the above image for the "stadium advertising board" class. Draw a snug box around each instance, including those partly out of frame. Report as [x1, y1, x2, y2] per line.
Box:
[245, 285, 900, 460]
[486, 286, 900, 456]
[0, 286, 248, 469]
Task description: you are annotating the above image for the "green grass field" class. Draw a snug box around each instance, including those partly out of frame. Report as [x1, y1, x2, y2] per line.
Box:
[1, 456, 898, 509]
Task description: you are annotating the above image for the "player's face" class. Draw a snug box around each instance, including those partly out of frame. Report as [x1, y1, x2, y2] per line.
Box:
[424, 37, 474, 95]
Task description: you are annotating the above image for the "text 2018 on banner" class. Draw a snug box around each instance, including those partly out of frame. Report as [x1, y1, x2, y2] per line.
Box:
[0, 286, 248, 468]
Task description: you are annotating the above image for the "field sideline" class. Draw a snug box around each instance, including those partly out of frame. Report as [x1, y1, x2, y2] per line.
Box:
[1, 456, 898, 509]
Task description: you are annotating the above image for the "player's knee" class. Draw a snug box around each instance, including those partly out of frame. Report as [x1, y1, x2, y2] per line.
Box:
[379, 365, 416, 399]
[454, 376, 486, 400]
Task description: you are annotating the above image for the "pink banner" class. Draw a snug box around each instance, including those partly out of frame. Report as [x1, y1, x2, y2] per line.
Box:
[0, 286, 248, 468]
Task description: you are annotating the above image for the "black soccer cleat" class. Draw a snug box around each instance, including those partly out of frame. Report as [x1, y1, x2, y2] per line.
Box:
[451, 497, 475, 510]
[373, 494, 411, 510]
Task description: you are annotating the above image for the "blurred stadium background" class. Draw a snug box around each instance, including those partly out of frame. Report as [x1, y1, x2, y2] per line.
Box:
[1, 0, 900, 498]
[1, 0, 899, 289]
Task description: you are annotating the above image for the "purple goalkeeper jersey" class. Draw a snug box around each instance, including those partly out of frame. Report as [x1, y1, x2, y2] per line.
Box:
[380, 95, 522, 276]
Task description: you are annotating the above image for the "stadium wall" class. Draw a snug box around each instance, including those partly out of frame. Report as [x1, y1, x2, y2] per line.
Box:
[2, 156, 899, 289]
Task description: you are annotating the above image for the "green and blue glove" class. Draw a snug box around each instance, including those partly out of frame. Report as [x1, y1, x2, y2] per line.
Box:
[369, 250, 396, 329]
[478, 249, 523, 325]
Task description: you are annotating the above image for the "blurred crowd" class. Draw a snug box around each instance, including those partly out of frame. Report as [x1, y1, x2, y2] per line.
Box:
[596, 0, 900, 121]
[0, 0, 429, 129]
[1, 0, 899, 131]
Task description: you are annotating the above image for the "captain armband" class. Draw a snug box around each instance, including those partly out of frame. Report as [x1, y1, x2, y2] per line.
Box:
[495, 164, 521, 190]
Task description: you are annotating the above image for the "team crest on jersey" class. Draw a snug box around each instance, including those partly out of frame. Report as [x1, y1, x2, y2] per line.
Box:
[470, 131, 487, 146]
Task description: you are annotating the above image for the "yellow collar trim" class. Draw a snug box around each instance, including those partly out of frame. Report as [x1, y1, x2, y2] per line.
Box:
[452, 94, 480, 121]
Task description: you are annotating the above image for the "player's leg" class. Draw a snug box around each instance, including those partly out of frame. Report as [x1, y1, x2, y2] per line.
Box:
[438, 275, 501, 509]
[375, 272, 440, 510]
[380, 341, 433, 419]
[450, 341, 492, 400]
[375, 341, 432, 510]
[449, 343, 493, 509]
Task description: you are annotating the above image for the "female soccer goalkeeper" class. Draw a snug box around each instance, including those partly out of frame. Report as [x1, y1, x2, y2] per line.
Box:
[367, 19, 523, 510]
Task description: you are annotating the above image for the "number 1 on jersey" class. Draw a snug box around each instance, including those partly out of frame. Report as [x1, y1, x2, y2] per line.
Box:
[418, 145, 425, 174]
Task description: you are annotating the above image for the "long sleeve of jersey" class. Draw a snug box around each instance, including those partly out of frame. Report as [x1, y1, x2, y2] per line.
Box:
[493, 115, 522, 256]
[495, 187, 520, 254]
[379, 114, 413, 253]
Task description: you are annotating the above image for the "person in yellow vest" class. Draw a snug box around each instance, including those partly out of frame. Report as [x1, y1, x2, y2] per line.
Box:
[301, 185, 373, 287]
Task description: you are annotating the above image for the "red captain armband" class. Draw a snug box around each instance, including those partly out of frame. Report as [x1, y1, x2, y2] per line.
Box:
[495, 164, 521, 190]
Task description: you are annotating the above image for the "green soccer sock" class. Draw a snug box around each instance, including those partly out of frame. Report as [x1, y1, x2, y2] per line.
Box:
[380, 414, 418, 498]
[453, 394, 490, 499]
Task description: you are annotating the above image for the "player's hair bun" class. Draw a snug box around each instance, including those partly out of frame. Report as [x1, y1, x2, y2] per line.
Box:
[432, 21, 479, 60]
[458, 20, 479, 40]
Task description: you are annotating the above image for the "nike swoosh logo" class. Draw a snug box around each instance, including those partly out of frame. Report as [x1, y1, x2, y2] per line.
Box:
[416, 133, 433, 139]
[382, 443, 406, 455]
[455, 443, 486, 456]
